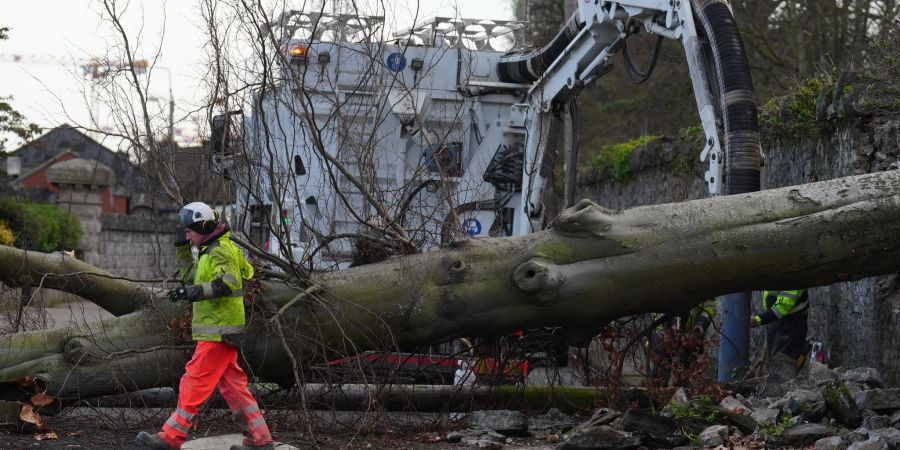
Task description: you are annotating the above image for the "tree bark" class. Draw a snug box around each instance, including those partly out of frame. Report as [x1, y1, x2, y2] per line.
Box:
[1, 170, 899, 401]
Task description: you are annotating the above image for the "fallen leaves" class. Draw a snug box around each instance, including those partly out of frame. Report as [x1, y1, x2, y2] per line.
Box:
[19, 404, 43, 428]
[34, 431, 58, 441]
[31, 393, 55, 407]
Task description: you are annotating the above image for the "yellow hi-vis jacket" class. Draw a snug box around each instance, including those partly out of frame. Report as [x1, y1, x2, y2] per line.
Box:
[176, 230, 254, 342]
[653, 298, 716, 333]
[753, 289, 808, 326]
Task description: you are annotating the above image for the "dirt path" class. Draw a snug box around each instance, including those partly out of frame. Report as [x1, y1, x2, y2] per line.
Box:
[1, 407, 558, 449]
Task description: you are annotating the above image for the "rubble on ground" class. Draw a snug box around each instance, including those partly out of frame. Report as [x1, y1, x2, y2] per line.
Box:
[447, 363, 900, 449]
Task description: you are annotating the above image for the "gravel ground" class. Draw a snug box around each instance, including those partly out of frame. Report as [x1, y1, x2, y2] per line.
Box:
[0, 407, 559, 449]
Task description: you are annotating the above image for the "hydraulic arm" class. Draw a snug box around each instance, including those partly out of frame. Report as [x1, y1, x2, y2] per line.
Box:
[498, 0, 759, 378]
[499, 0, 760, 235]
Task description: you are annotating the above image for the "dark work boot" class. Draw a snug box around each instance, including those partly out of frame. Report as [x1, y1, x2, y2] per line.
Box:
[136, 431, 177, 449]
[229, 443, 274, 450]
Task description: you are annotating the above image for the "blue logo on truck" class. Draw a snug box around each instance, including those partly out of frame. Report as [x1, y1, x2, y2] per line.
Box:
[386, 53, 406, 72]
[463, 218, 482, 236]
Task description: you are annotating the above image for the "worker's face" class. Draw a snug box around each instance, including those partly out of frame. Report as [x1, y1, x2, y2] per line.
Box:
[184, 228, 204, 246]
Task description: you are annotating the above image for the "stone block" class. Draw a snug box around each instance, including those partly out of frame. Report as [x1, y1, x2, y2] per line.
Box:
[781, 423, 833, 446]
[847, 435, 889, 450]
[815, 435, 847, 450]
[698, 424, 728, 448]
[558, 425, 640, 450]
[469, 410, 528, 437]
[843, 368, 884, 388]
[751, 408, 780, 426]
[855, 390, 900, 411]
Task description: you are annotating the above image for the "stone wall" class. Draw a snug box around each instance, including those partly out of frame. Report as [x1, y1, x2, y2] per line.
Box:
[576, 117, 900, 382]
[98, 214, 178, 281]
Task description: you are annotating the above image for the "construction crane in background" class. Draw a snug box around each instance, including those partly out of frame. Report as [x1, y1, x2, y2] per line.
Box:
[0, 53, 148, 78]
[0, 54, 181, 144]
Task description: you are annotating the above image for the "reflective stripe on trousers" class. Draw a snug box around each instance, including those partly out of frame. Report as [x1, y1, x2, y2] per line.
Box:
[191, 324, 245, 335]
[232, 403, 272, 444]
[160, 341, 272, 448]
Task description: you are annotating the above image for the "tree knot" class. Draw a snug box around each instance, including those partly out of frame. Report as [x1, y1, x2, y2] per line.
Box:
[512, 258, 565, 305]
[553, 199, 617, 236]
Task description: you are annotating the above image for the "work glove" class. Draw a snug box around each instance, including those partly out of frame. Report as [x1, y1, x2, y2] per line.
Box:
[168, 285, 202, 302]
[749, 316, 761, 329]
[175, 227, 188, 247]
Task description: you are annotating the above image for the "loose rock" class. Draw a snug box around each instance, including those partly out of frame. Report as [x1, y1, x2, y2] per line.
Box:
[470, 410, 529, 437]
[843, 368, 884, 388]
[809, 362, 840, 386]
[720, 396, 751, 415]
[759, 352, 801, 398]
[663, 388, 690, 416]
[619, 409, 677, 435]
[864, 415, 892, 431]
[698, 425, 728, 447]
[823, 382, 862, 428]
[780, 423, 833, 446]
[618, 409, 687, 447]
[750, 408, 780, 426]
[557, 425, 640, 450]
[779, 389, 827, 419]
[872, 427, 900, 448]
[855, 390, 900, 411]
[815, 435, 847, 450]
[847, 435, 889, 450]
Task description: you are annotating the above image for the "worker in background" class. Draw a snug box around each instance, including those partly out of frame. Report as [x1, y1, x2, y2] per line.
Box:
[649, 299, 716, 387]
[137, 202, 273, 450]
[750, 289, 809, 366]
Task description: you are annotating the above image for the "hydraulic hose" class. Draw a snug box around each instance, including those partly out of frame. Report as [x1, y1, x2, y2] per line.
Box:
[692, 0, 761, 194]
[497, 15, 583, 83]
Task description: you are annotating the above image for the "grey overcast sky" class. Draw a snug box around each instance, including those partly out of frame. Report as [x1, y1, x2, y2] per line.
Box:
[2, 0, 513, 149]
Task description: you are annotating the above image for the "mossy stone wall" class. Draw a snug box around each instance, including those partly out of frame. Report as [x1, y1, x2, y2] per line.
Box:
[577, 111, 900, 382]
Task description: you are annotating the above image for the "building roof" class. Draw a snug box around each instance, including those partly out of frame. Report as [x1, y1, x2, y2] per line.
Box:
[15, 150, 77, 182]
[10, 125, 149, 195]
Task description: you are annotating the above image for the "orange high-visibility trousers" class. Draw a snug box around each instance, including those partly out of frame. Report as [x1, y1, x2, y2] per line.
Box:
[157, 341, 273, 449]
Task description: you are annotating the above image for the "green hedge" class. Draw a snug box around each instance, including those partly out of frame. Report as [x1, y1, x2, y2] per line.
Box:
[0, 198, 81, 252]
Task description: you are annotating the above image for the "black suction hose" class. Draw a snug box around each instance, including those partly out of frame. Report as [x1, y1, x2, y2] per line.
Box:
[692, 0, 760, 194]
[497, 15, 583, 83]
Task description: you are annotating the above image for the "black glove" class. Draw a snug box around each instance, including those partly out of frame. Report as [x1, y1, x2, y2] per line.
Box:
[175, 227, 188, 246]
[168, 286, 202, 302]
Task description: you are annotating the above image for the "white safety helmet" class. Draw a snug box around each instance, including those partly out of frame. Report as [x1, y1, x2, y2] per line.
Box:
[177, 201, 219, 233]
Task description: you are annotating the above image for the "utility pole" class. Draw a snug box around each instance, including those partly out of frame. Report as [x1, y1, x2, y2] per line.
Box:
[151, 66, 176, 167]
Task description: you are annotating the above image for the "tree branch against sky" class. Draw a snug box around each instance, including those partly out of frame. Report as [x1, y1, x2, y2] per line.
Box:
[0, 1, 512, 151]
[0, 27, 40, 151]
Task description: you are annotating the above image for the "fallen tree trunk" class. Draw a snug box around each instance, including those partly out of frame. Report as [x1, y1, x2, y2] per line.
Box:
[1, 170, 899, 403]
[80, 384, 609, 413]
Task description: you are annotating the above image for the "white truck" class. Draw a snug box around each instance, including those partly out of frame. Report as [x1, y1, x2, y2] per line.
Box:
[229, 0, 760, 271]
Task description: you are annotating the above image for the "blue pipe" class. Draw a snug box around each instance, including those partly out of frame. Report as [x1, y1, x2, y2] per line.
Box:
[717, 292, 751, 381]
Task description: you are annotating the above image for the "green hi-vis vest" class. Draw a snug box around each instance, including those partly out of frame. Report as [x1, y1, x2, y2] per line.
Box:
[686, 298, 716, 331]
[178, 231, 255, 342]
[762, 289, 808, 319]
[653, 299, 716, 332]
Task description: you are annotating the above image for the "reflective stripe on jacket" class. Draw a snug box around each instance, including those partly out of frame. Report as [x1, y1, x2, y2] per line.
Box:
[176, 230, 254, 341]
[757, 289, 808, 326]
[687, 299, 716, 333]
